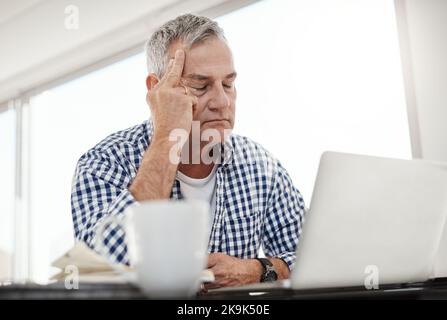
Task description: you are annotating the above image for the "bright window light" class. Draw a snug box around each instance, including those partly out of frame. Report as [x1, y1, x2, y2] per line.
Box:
[217, 0, 411, 204]
[28, 54, 148, 282]
[0, 108, 15, 280]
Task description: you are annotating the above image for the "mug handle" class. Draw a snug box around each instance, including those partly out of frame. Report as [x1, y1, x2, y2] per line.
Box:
[94, 215, 131, 275]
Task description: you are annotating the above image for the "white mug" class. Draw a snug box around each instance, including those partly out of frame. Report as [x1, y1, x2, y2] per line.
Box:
[95, 199, 210, 298]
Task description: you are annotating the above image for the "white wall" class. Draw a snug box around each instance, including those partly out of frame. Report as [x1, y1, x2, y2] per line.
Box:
[395, 0, 447, 161]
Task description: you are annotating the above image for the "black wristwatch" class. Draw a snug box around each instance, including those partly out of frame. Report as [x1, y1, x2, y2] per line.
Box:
[256, 258, 278, 282]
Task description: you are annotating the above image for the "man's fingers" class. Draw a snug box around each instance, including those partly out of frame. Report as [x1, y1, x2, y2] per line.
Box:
[208, 265, 226, 283]
[165, 49, 185, 86]
[165, 58, 175, 76]
[156, 58, 174, 86]
[203, 283, 215, 290]
[207, 253, 221, 268]
[207, 257, 216, 268]
[204, 281, 222, 291]
[191, 95, 198, 107]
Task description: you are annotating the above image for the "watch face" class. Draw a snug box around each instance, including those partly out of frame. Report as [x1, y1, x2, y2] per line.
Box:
[262, 269, 278, 282]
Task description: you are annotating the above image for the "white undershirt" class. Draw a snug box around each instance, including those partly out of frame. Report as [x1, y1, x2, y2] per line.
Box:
[176, 166, 217, 231]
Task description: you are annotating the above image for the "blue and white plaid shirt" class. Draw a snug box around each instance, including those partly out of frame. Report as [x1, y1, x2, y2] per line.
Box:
[71, 120, 306, 270]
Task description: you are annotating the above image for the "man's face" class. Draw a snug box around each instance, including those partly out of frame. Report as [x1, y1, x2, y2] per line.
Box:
[167, 37, 237, 140]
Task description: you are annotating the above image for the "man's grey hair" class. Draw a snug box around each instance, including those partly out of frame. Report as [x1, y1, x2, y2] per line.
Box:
[145, 13, 227, 78]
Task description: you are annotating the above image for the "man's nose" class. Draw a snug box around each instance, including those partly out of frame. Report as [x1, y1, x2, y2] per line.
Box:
[208, 84, 231, 110]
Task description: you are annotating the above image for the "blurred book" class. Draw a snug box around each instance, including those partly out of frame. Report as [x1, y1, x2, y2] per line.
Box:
[50, 242, 214, 284]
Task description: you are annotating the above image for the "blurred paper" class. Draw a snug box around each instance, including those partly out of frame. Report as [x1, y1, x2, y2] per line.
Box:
[50, 242, 214, 284]
[50, 242, 129, 283]
[51, 242, 126, 272]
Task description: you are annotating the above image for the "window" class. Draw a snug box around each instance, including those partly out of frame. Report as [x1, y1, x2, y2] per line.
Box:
[27, 53, 148, 283]
[217, 0, 411, 204]
[0, 107, 15, 281]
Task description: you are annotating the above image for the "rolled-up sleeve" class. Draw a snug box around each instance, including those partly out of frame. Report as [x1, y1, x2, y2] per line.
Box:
[262, 161, 306, 271]
[71, 147, 136, 265]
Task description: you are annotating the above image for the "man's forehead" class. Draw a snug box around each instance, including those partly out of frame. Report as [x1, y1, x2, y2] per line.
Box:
[168, 38, 235, 79]
[167, 37, 231, 58]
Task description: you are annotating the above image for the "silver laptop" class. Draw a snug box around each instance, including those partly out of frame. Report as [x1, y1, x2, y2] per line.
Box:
[211, 151, 447, 293]
[291, 151, 447, 289]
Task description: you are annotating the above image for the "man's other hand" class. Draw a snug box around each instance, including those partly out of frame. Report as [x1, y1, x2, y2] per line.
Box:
[205, 253, 263, 290]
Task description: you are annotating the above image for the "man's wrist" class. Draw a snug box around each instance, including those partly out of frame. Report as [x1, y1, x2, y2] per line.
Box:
[152, 132, 179, 149]
[249, 258, 264, 282]
[128, 130, 181, 201]
[151, 133, 184, 164]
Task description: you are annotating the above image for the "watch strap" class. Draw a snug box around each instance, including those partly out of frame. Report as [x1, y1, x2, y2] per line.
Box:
[256, 257, 273, 270]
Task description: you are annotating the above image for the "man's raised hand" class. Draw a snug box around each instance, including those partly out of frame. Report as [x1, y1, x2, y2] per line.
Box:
[147, 49, 198, 140]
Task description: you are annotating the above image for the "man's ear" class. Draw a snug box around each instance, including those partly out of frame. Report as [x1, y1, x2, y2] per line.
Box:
[146, 74, 159, 91]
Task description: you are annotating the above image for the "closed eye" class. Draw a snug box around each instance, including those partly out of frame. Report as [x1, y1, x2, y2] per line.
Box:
[192, 86, 207, 91]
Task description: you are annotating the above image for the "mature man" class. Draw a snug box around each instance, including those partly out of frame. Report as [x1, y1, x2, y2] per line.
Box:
[71, 14, 305, 288]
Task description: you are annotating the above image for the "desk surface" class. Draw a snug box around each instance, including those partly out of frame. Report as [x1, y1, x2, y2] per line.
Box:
[2, 278, 447, 299]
